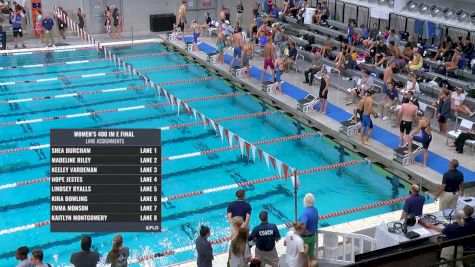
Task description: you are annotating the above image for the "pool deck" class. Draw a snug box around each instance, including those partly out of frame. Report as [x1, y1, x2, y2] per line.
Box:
[162, 35, 474, 193]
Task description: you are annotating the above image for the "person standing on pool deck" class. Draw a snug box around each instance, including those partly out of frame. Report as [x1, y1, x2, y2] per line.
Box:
[318, 68, 329, 114]
[229, 28, 244, 72]
[360, 90, 375, 146]
[227, 189, 252, 233]
[437, 90, 451, 135]
[249, 210, 281, 267]
[405, 115, 432, 167]
[106, 234, 129, 267]
[434, 159, 464, 211]
[397, 96, 418, 147]
[15, 246, 33, 267]
[42, 14, 55, 47]
[261, 38, 275, 83]
[195, 225, 213, 267]
[9, 9, 26, 48]
[177, 1, 187, 32]
[70, 236, 100, 267]
[56, 7, 67, 40]
[298, 193, 318, 262]
[243, 43, 252, 80]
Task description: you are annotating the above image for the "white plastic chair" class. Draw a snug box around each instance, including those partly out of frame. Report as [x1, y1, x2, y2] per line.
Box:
[317, 230, 376, 265]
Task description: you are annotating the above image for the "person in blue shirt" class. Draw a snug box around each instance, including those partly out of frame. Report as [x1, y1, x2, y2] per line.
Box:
[227, 189, 252, 232]
[249, 210, 281, 267]
[298, 193, 318, 261]
[41, 13, 55, 47]
[347, 20, 354, 44]
[425, 205, 475, 266]
[379, 81, 398, 121]
[9, 10, 26, 48]
[271, 4, 279, 20]
[401, 184, 425, 219]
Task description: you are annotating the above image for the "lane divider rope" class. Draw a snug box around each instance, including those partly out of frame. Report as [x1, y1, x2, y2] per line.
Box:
[0, 63, 193, 86]
[0, 77, 220, 128]
[0, 159, 371, 236]
[0, 110, 272, 156]
[0, 52, 172, 70]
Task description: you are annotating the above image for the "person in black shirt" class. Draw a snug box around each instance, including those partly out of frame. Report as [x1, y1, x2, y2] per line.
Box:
[70, 236, 100, 267]
[227, 189, 252, 232]
[462, 37, 474, 59]
[200, 12, 212, 35]
[249, 210, 281, 267]
[435, 159, 464, 211]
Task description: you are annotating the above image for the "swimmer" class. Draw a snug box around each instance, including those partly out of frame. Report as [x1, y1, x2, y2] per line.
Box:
[360, 90, 375, 146]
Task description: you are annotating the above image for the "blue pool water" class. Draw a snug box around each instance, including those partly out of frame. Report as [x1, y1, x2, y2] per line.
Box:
[0, 42, 429, 266]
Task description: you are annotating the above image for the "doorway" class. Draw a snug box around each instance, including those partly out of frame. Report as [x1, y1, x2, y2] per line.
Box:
[88, 0, 123, 34]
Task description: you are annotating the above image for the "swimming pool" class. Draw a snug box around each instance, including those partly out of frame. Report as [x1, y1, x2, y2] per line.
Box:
[0, 42, 427, 266]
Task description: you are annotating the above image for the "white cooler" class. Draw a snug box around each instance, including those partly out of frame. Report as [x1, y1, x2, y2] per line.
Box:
[304, 8, 317, 25]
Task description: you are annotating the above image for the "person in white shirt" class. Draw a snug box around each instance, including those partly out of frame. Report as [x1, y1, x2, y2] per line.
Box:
[451, 87, 474, 117]
[229, 227, 252, 267]
[284, 222, 308, 267]
[400, 72, 419, 95]
[346, 69, 374, 105]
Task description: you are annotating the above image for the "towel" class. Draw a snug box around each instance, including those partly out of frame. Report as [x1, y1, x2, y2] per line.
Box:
[414, 19, 424, 35]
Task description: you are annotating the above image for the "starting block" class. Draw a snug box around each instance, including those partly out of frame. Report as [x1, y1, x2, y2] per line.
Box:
[393, 143, 423, 166]
[262, 81, 279, 94]
[297, 94, 318, 113]
[185, 42, 195, 52]
[339, 120, 362, 137]
[207, 52, 218, 64]
[167, 32, 178, 41]
[232, 65, 246, 78]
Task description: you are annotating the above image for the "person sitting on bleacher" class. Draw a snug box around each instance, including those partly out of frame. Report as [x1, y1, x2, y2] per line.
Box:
[314, 1, 329, 25]
[443, 47, 463, 72]
[283, 41, 297, 72]
[357, 24, 369, 46]
[280, 0, 290, 15]
[386, 29, 400, 47]
[362, 23, 379, 49]
[400, 72, 420, 95]
[373, 39, 388, 65]
[319, 35, 333, 58]
[379, 81, 399, 121]
[432, 36, 454, 61]
[346, 69, 374, 105]
[407, 49, 423, 72]
[302, 54, 322, 86]
[334, 44, 347, 70]
[289, 0, 301, 18]
[200, 12, 213, 36]
[451, 87, 475, 117]
[271, 4, 280, 20]
[376, 40, 399, 67]
[347, 20, 355, 44]
[401, 43, 414, 62]
[462, 37, 474, 60]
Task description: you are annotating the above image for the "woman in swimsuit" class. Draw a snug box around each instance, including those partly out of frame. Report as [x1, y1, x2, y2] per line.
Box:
[406, 116, 432, 167]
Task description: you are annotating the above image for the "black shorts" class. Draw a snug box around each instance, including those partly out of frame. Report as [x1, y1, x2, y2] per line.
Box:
[438, 116, 447, 123]
[13, 28, 23, 38]
[178, 22, 184, 32]
[59, 23, 67, 30]
[400, 120, 412, 134]
[319, 88, 328, 99]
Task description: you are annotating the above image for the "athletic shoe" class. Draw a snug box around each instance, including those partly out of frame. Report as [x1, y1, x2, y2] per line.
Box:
[382, 116, 389, 121]
[346, 101, 352, 106]
[470, 112, 474, 117]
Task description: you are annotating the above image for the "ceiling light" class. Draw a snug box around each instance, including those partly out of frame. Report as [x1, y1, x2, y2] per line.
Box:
[406, 1, 418, 12]
[443, 7, 455, 20]
[430, 5, 442, 17]
[456, 9, 469, 22]
[418, 3, 429, 14]
[471, 12, 475, 25]
[387, 0, 394, 7]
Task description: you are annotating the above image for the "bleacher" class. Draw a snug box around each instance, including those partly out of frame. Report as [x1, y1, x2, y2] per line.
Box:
[278, 11, 475, 127]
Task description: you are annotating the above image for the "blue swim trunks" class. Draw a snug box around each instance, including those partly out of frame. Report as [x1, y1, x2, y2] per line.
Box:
[361, 114, 373, 129]
[233, 47, 242, 58]
[275, 69, 282, 82]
